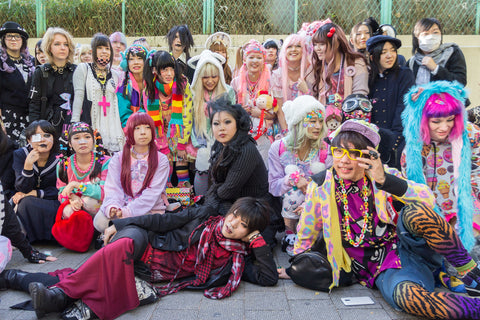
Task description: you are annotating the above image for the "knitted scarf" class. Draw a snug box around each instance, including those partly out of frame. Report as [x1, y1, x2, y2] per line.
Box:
[157, 216, 247, 299]
[146, 78, 184, 138]
[402, 80, 475, 250]
[118, 72, 144, 113]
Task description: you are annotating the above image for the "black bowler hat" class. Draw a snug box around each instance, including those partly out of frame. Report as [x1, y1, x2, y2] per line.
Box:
[366, 35, 401, 54]
[0, 21, 29, 39]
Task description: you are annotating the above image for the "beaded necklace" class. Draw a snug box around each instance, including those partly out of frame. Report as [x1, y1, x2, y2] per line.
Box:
[246, 75, 259, 101]
[338, 175, 370, 247]
[74, 152, 95, 175]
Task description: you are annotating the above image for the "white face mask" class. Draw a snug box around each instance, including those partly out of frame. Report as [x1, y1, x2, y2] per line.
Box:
[418, 34, 441, 53]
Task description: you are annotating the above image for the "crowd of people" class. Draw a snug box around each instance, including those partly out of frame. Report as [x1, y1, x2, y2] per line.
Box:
[0, 15, 479, 320]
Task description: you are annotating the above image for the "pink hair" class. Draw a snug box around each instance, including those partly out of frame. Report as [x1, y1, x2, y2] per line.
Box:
[278, 34, 310, 102]
[420, 92, 464, 144]
[236, 43, 271, 105]
[121, 113, 159, 198]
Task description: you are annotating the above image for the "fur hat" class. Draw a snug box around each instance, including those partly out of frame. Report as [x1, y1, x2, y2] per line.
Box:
[402, 80, 475, 250]
[188, 50, 227, 91]
[0, 21, 28, 39]
[282, 95, 325, 132]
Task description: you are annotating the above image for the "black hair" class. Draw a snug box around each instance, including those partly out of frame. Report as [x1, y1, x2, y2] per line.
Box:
[34, 40, 43, 66]
[208, 94, 254, 185]
[363, 17, 380, 36]
[263, 40, 279, 50]
[368, 40, 400, 87]
[331, 130, 374, 150]
[166, 25, 194, 61]
[57, 123, 109, 184]
[412, 18, 443, 54]
[1, 34, 27, 53]
[120, 46, 148, 96]
[25, 120, 59, 154]
[144, 50, 185, 101]
[226, 197, 270, 233]
[91, 33, 114, 66]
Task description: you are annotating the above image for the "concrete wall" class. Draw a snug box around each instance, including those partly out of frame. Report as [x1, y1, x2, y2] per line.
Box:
[28, 34, 480, 106]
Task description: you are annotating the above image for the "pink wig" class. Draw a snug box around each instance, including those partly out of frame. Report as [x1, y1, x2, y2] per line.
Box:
[420, 92, 464, 144]
[278, 34, 310, 102]
[121, 113, 159, 198]
[235, 39, 271, 106]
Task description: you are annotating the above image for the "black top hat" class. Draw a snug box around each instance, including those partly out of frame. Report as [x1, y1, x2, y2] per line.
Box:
[0, 21, 29, 39]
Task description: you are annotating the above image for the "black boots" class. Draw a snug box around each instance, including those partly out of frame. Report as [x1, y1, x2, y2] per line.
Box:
[0, 269, 30, 291]
[29, 282, 74, 318]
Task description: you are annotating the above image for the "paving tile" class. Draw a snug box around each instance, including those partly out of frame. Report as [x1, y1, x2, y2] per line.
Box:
[338, 308, 391, 320]
[288, 299, 341, 320]
[198, 299, 244, 320]
[2, 241, 431, 320]
[149, 309, 198, 320]
[244, 291, 289, 311]
[245, 310, 293, 320]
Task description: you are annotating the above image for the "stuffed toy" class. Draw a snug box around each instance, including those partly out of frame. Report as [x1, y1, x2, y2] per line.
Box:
[325, 106, 342, 133]
[282, 162, 325, 215]
[250, 91, 277, 141]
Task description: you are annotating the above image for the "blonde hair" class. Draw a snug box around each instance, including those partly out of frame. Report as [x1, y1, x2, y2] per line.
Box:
[192, 62, 228, 138]
[41, 27, 75, 64]
[78, 44, 92, 62]
[284, 115, 326, 153]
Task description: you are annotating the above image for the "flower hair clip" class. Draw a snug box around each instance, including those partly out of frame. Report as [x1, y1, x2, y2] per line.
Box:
[327, 27, 336, 38]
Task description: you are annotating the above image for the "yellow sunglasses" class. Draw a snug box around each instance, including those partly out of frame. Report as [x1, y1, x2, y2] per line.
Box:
[331, 146, 363, 161]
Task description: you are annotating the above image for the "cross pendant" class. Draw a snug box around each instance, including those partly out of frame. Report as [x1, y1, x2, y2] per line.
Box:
[98, 95, 110, 116]
[29, 87, 38, 99]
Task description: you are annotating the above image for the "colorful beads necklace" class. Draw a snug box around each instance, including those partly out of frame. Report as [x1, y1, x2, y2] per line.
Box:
[74, 152, 95, 175]
[338, 175, 370, 247]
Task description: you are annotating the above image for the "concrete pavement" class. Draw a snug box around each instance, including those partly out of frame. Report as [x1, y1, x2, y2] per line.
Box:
[0, 234, 428, 320]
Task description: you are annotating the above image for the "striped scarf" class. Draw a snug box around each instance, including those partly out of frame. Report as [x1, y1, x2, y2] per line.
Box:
[157, 216, 247, 299]
[146, 78, 184, 138]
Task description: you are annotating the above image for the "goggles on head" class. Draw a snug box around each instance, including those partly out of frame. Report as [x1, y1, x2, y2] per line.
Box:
[342, 94, 373, 114]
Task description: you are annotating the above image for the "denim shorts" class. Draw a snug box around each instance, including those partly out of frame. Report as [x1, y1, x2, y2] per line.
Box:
[375, 213, 443, 310]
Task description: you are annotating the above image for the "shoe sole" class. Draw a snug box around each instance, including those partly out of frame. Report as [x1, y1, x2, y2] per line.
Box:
[29, 283, 46, 319]
[466, 287, 480, 296]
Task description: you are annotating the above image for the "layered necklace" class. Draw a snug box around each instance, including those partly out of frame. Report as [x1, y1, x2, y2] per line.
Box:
[338, 175, 370, 247]
[74, 152, 95, 176]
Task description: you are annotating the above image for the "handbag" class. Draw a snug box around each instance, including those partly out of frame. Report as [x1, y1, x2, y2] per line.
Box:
[166, 187, 193, 206]
[286, 235, 355, 291]
[286, 250, 333, 292]
[51, 200, 94, 252]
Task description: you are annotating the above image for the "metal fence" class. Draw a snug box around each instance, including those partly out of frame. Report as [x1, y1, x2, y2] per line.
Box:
[0, 0, 479, 38]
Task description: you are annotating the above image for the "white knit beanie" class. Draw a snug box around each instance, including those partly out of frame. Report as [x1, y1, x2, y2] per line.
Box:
[282, 95, 325, 131]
